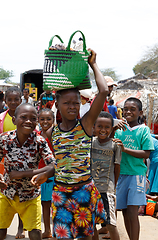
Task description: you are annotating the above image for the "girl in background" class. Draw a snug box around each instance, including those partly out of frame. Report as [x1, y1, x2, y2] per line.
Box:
[38, 108, 55, 239]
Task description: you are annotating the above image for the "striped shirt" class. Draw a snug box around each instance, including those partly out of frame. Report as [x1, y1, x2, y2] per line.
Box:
[52, 120, 92, 184]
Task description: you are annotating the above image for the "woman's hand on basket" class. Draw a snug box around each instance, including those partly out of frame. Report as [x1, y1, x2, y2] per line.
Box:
[88, 49, 96, 68]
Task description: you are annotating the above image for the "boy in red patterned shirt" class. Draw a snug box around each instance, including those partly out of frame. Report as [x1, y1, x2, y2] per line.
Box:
[0, 103, 55, 240]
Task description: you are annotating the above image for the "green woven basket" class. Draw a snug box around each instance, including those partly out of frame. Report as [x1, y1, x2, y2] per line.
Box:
[43, 30, 91, 91]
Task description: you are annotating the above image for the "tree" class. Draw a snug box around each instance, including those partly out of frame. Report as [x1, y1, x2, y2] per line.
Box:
[101, 68, 120, 81]
[90, 67, 119, 90]
[0, 67, 13, 82]
[90, 67, 119, 81]
[133, 44, 158, 76]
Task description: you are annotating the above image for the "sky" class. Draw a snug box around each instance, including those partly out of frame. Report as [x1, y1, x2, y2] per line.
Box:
[1, 0, 158, 83]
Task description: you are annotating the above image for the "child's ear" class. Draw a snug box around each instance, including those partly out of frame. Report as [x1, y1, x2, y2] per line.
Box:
[92, 125, 96, 136]
[139, 110, 143, 116]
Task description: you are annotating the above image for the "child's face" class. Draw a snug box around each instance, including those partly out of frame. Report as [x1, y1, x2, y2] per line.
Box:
[13, 105, 37, 136]
[94, 117, 113, 143]
[123, 101, 142, 125]
[5, 91, 21, 111]
[45, 90, 51, 94]
[38, 111, 54, 132]
[56, 90, 80, 121]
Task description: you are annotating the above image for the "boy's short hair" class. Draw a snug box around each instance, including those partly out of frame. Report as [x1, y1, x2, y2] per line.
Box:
[97, 111, 114, 126]
[124, 97, 142, 111]
[109, 99, 114, 105]
[38, 108, 54, 118]
[23, 88, 29, 93]
[14, 103, 37, 118]
[55, 88, 80, 102]
[5, 86, 21, 99]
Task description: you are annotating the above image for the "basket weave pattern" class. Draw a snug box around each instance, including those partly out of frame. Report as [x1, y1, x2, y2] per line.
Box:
[43, 31, 91, 91]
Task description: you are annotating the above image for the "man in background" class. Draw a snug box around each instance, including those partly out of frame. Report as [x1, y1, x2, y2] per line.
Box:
[21, 89, 34, 105]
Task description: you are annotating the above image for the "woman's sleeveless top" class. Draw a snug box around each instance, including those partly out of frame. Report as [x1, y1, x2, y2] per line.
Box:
[52, 120, 92, 184]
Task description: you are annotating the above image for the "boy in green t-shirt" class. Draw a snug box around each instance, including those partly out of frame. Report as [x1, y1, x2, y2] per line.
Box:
[114, 97, 154, 240]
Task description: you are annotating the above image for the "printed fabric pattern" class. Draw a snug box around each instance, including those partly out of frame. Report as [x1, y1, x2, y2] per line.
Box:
[52, 120, 92, 184]
[0, 130, 55, 202]
[51, 181, 106, 239]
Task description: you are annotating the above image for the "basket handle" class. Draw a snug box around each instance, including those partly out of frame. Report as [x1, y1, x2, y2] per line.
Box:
[48, 35, 64, 49]
[67, 30, 89, 54]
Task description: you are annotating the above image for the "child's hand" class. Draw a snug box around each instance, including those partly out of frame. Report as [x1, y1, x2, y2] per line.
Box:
[0, 174, 7, 189]
[87, 49, 96, 68]
[113, 120, 128, 132]
[113, 138, 125, 152]
[31, 173, 47, 188]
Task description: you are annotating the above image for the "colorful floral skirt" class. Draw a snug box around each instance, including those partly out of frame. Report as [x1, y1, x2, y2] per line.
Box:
[51, 180, 107, 239]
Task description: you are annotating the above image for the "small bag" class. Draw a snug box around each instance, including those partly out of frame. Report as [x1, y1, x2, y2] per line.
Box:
[43, 30, 91, 91]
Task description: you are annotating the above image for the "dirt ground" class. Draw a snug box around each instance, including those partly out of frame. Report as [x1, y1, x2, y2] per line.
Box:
[6, 211, 158, 240]
[116, 211, 158, 240]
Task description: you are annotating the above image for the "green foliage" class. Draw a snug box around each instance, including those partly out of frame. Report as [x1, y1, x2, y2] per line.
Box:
[133, 44, 158, 76]
[101, 68, 120, 81]
[0, 67, 13, 82]
[90, 67, 120, 90]
[90, 67, 120, 81]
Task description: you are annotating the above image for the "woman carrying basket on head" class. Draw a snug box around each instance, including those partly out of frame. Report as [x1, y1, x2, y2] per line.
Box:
[31, 47, 109, 240]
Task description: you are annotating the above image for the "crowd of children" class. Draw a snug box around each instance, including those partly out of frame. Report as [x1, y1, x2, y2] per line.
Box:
[0, 48, 156, 240]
